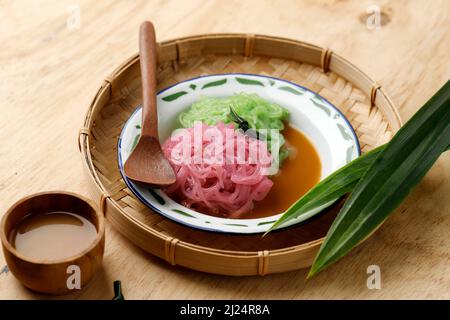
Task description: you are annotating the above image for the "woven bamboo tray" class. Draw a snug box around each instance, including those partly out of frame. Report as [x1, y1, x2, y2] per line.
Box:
[78, 34, 402, 276]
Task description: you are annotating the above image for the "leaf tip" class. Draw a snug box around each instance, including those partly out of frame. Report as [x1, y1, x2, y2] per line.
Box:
[306, 269, 316, 279]
[262, 221, 280, 237]
[307, 257, 326, 279]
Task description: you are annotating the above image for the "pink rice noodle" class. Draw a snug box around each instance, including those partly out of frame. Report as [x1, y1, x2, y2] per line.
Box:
[162, 122, 273, 218]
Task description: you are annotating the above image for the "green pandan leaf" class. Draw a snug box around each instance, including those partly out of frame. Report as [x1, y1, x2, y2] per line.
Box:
[266, 146, 384, 234]
[309, 80, 450, 277]
[267, 81, 450, 280]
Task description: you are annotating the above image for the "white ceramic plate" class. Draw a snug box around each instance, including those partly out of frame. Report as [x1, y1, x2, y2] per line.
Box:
[118, 74, 360, 234]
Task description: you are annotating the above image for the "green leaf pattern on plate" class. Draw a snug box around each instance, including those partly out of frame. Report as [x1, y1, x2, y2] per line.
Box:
[162, 91, 188, 102]
[201, 79, 227, 89]
[310, 98, 331, 116]
[337, 123, 353, 141]
[223, 223, 248, 227]
[346, 145, 354, 162]
[172, 209, 196, 218]
[313, 95, 327, 103]
[257, 220, 276, 226]
[131, 134, 140, 151]
[235, 77, 265, 87]
[278, 86, 305, 96]
[148, 189, 165, 205]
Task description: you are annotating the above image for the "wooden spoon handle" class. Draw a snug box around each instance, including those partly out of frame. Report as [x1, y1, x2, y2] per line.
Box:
[139, 21, 158, 138]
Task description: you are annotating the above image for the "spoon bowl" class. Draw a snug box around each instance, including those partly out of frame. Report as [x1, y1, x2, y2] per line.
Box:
[124, 136, 175, 186]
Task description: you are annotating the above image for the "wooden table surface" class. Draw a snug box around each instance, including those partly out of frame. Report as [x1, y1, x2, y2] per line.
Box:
[0, 0, 449, 299]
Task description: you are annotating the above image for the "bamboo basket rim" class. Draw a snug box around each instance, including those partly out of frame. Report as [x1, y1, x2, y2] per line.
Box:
[79, 33, 402, 275]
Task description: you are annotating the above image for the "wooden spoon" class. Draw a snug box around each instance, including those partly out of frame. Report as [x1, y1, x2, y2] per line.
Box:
[123, 21, 176, 187]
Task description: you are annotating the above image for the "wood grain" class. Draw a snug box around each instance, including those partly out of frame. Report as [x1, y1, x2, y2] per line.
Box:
[0, 0, 449, 299]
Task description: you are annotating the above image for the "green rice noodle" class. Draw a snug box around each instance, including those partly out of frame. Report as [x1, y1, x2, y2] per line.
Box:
[178, 93, 290, 161]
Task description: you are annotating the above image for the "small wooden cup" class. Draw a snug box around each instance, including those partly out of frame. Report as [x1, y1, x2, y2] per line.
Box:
[0, 191, 105, 295]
